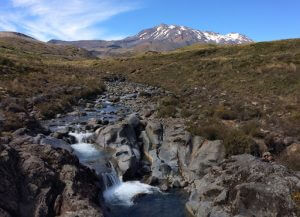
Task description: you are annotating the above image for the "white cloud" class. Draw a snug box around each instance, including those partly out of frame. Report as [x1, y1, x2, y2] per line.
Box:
[0, 0, 138, 41]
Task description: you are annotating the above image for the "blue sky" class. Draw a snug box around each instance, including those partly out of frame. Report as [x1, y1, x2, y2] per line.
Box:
[0, 0, 299, 42]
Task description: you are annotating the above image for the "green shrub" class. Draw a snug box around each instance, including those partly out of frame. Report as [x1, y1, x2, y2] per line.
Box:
[223, 129, 259, 157]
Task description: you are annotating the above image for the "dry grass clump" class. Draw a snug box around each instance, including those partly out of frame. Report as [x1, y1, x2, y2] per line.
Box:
[292, 192, 300, 216]
[223, 128, 260, 157]
[157, 96, 179, 118]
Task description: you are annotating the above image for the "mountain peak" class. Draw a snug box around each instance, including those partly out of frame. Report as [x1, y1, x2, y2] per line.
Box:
[48, 24, 254, 57]
[134, 24, 253, 44]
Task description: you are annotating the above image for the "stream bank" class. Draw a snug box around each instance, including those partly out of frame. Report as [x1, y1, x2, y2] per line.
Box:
[1, 78, 299, 217]
[42, 79, 189, 217]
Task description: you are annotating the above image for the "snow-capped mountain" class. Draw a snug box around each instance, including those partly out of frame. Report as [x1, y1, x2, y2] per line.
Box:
[49, 24, 253, 56]
[129, 24, 253, 45]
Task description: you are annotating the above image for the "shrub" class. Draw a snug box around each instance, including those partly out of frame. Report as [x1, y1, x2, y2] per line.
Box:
[292, 192, 300, 216]
[157, 96, 179, 118]
[214, 106, 237, 120]
[187, 118, 227, 140]
[233, 103, 262, 121]
[157, 105, 177, 118]
[223, 129, 260, 157]
[241, 120, 264, 138]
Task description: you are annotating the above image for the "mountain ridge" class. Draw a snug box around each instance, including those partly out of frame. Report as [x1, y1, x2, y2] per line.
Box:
[48, 24, 254, 56]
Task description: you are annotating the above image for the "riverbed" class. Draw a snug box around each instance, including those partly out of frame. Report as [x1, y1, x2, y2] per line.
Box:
[43, 84, 188, 217]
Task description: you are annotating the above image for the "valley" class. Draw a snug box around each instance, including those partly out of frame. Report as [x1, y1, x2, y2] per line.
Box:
[0, 31, 300, 217]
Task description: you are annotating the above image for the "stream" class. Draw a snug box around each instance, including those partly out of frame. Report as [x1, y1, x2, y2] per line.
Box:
[43, 92, 188, 217]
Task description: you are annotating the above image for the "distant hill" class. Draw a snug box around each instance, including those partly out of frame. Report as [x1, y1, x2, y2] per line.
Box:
[0, 31, 93, 59]
[0, 31, 37, 41]
[48, 24, 254, 57]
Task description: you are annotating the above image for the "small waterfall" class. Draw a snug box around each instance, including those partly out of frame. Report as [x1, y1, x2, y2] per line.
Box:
[69, 132, 93, 143]
[102, 162, 160, 206]
[101, 162, 121, 190]
[69, 131, 100, 162]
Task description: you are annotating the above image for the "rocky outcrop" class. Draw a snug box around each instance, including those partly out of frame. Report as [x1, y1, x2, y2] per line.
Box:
[178, 137, 225, 183]
[0, 138, 103, 217]
[186, 154, 300, 217]
[140, 120, 225, 189]
[94, 114, 143, 179]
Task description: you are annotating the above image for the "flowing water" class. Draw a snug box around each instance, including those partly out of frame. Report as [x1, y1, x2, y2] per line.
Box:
[43, 96, 188, 217]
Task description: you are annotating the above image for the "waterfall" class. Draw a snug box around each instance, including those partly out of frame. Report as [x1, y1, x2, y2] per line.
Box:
[101, 162, 121, 190]
[102, 163, 160, 206]
[69, 132, 160, 207]
[69, 132, 93, 143]
[69, 131, 100, 162]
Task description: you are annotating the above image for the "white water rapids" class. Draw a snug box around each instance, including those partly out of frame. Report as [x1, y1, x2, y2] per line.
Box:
[69, 131, 159, 206]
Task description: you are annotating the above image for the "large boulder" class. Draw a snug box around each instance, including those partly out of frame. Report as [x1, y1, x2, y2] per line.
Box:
[186, 154, 300, 217]
[40, 137, 73, 152]
[279, 143, 300, 171]
[95, 122, 141, 179]
[0, 143, 103, 217]
[179, 138, 225, 182]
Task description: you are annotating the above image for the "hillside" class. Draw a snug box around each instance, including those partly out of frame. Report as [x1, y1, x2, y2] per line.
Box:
[48, 24, 253, 57]
[95, 39, 300, 162]
[1, 35, 300, 167]
[0, 32, 104, 130]
[0, 34, 300, 216]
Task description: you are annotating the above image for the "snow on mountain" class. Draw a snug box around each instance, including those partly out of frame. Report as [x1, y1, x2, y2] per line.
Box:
[48, 23, 253, 56]
[132, 24, 253, 45]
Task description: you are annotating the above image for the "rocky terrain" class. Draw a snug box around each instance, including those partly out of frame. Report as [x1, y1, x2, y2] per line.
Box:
[1, 32, 300, 217]
[48, 24, 253, 57]
[1, 77, 300, 217]
[98, 80, 300, 217]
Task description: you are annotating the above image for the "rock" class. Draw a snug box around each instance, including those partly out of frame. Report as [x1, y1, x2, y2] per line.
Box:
[110, 96, 120, 103]
[52, 128, 69, 139]
[0, 143, 103, 217]
[186, 154, 300, 217]
[12, 128, 30, 137]
[285, 143, 300, 157]
[265, 133, 286, 154]
[284, 137, 295, 146]
[0, 136, 11, 144]
[178, 138, 225, 181]
[87, 118, 102, 131]
[126, 113, 141, 129]
[279, 143, 300, 170]
[86, 103, 94, 108]
[40, 137, 73, 152]
[159, 180, 170, 191]
[145, 121, 163, 148]
[95, 123, 141, 178]
[32, 134, 46, 144]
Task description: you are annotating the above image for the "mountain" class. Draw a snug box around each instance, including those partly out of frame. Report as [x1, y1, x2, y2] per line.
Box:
[48, 24, 254, 57]
[0, 31, 37, 41]
[0, 31, 93, 61]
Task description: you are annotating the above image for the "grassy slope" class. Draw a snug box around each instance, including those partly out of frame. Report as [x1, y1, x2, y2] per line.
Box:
[95, 39, 300, 145]
[1, 37, 300, 143]
[0, 36, 104, 130]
